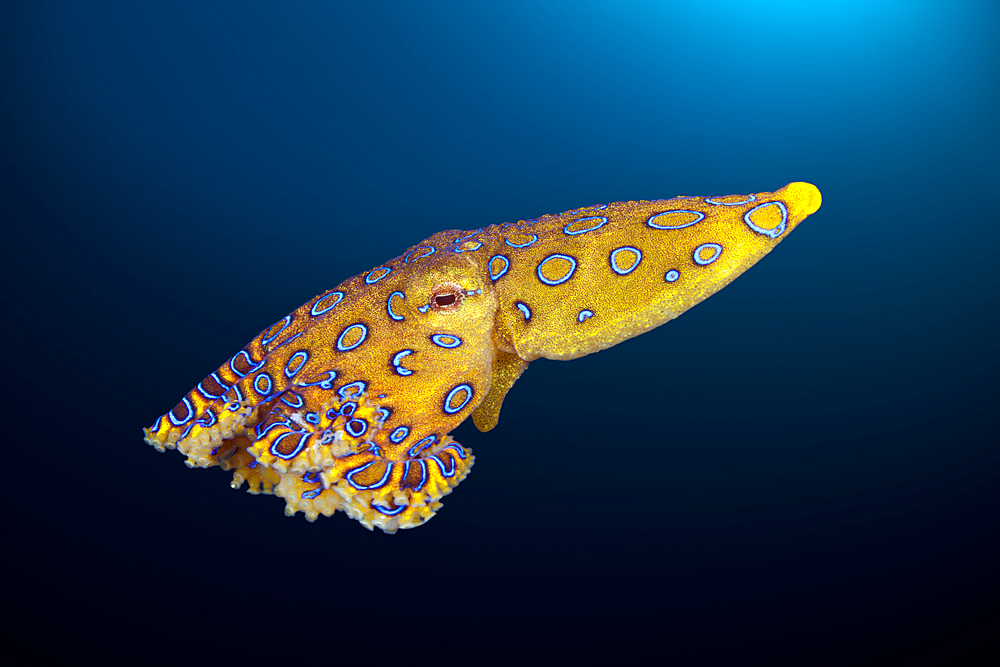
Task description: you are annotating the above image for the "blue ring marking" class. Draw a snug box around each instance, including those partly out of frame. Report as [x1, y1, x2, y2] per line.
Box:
[257, 417, 291, 439]
[441, 443, 468, 459]
[505, 232, 538, 248]
[367, 443, 384, 457]
[386, 291, 406, 321]
[376, 407, 390, 423]
[430, 454, 456, 477]
[578, 309, 594, 322]
[302, 487, 323, 500]
[284, 351, 308, 378]
[454, 228, 482, 243]
[336, 323, 368, 352]
[229, 384, 245, 408]
[516, 302, 532, 320]
[168, 397, 194, 426]
[311, 291, 345, 316]
[404, 246, 436, 263]
[196, 374, 226, 400]
[693, 243, 724, 266]
[443, 384, 474, 415]
[179, 423, 195, 439]
[272, 331, 302, 350]
[346, 461, 393, 490]
[196, 409, 217, 428]
[705, 194, 756, 206]
[489, 255, 510, 281]
[390, 426, 410, 443]
[408, 435, 437, 458]
[407, 460, 429, 491]
[373, 501, 407, 516]
[258, 418, 289, 438]
[325, 407, 339, 421]
[271, 431, 308, 460]
[431, 334, 462, 348]
[537, 253, 577, 286]
[210, 372, 228, 392]
[366, 267, 391, 284]
[743, 201, 788, 239]
[340, 401, 357, 417]
[303, 471, 321, 484]
[417, 304, 430, 313]
[151, 415, 163, 433]
[280, 392, 304, 409]
[261, 316, 292, 347]
[665, 269, 681, 283]
[229, 350, 253, 378]
[647, 210, 705, 230]
[392, 350, 414, 376]
[305, 412, 318, 424]
[455, 240, 483, 252]
[294, 370, 337, 389]
[248, 460, 258, 469]
[609, 246, 642, 275]
[225, 351, 264, 378]
[346, 418, 368, 438]
[253, 373, 273, 395]
[338, 380, 366, 398]
[563, 216, 608, 235]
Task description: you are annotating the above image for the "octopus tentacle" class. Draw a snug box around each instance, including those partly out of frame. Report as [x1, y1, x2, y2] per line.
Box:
[243, 390, 475, 532]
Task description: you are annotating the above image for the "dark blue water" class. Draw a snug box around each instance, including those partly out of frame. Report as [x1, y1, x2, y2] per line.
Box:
[3, 2, 997, 663]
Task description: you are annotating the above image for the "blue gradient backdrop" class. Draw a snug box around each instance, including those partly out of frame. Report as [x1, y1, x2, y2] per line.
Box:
[2, 1, 997, 664]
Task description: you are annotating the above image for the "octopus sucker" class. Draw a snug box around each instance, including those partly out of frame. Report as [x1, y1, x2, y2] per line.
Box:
[145, 182, 821, 532]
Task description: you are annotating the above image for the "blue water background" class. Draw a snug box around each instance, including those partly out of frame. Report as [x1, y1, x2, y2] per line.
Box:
[2, 1, 997, 663]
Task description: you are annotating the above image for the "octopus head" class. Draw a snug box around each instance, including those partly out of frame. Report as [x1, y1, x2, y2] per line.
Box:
[398, 246, 499, 341]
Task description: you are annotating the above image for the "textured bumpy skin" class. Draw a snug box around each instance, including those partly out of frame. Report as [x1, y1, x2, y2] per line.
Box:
[144, 182, 821, 532]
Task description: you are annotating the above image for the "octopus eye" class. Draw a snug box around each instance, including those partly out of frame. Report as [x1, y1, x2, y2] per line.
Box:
[430, 283, 464, 312]
[435, 293, 457, 307]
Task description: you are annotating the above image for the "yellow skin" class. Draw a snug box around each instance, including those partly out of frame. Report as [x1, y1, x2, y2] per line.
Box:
[144, 182, 822, 533]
